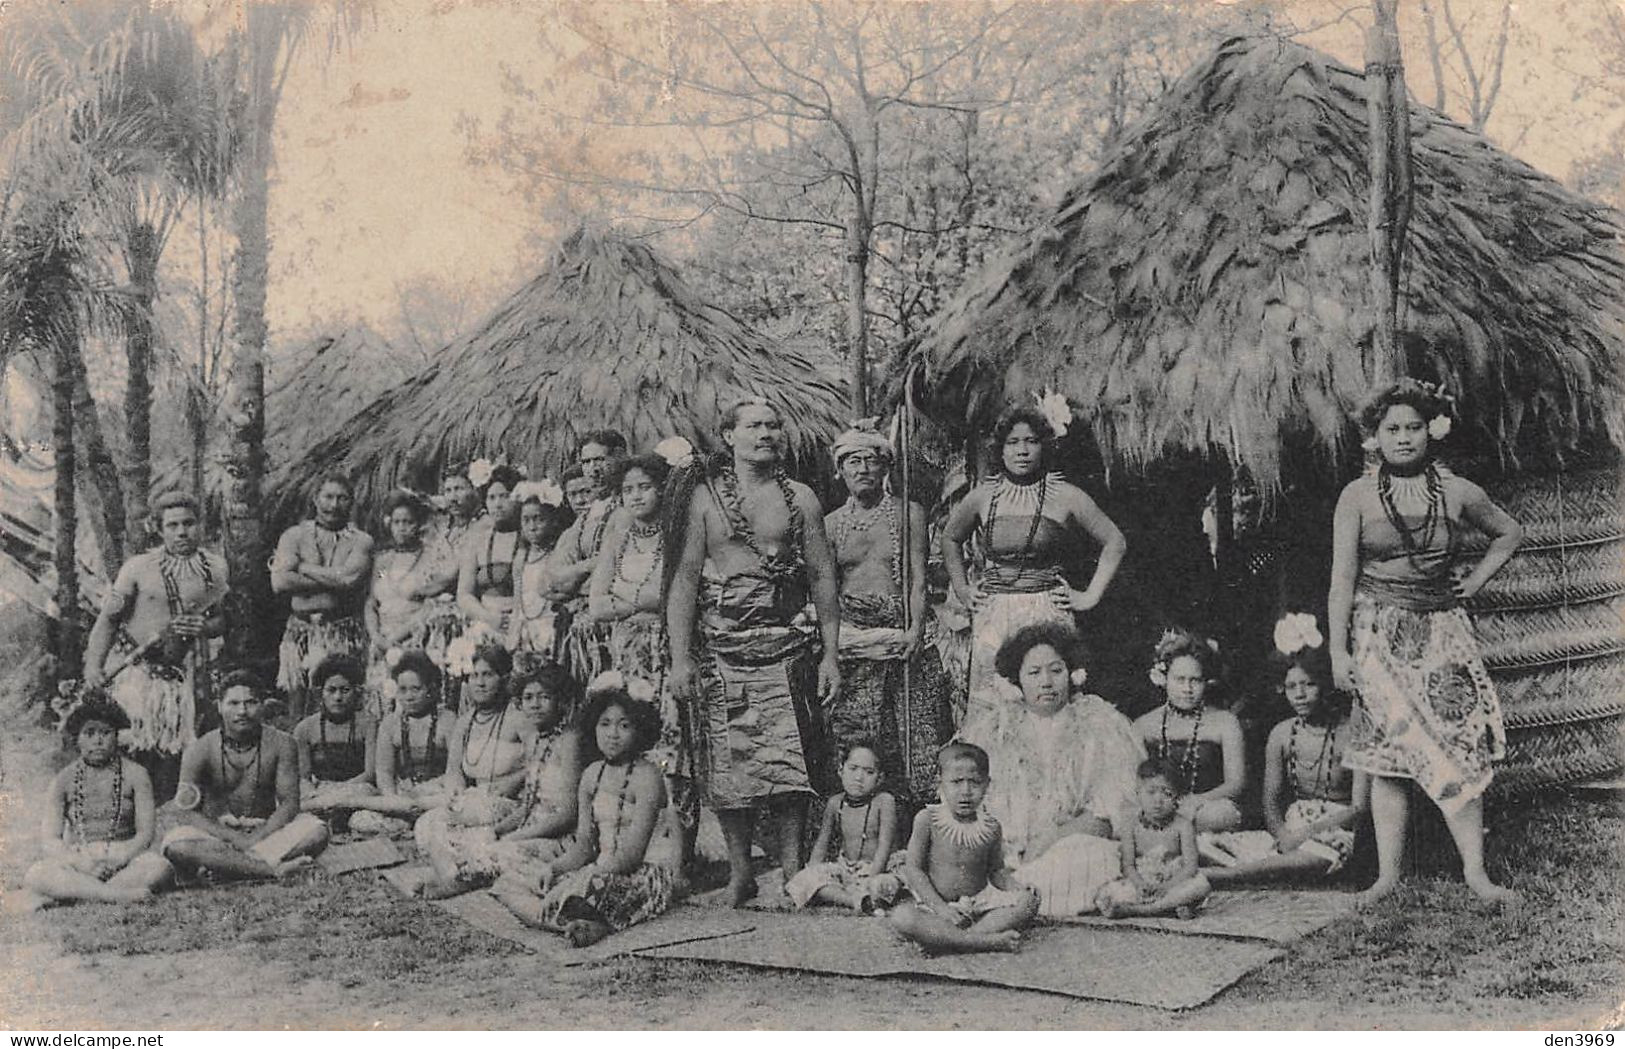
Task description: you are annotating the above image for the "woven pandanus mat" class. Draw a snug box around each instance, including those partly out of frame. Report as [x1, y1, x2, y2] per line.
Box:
[1495, 652, 1625, 729]
[1482, 467, 1623, 546]
[1476, 595, 1625, 670]
[1497, 715, 1625, 794]
[1470, 537, 1625, 611]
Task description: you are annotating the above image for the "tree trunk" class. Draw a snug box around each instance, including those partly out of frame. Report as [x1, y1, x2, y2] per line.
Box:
[67, 339, 125, 571]
[222, 49, 276, 662]
[1365, 0, 1411, 383]
[843, 202, 871, 417]
[52, 333, 82, 676]
[124, 221, 158, 551]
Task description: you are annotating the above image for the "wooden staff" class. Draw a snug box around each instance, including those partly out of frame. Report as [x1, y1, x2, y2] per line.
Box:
[898, 362, 920, 782]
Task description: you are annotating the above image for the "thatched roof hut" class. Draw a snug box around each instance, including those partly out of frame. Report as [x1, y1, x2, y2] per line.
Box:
[273, 228, 848, 520]
[905, 35, 1625, 490]
[266, 328, 413, 471]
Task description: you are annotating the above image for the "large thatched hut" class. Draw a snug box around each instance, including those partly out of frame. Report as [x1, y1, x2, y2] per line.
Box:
[904, 35, 1625, 789]
[274, 228, 848, 523]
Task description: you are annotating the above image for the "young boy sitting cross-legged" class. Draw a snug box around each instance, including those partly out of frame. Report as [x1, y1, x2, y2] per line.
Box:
[20, 699, 172, 910]
[888, 742, 1039, 954]
[160, 670, 329, 884]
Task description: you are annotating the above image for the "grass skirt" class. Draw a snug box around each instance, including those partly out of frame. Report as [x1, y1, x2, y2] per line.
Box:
[106, 638, 194, 755]
[1345, 597, 1506, 813]
[277, 615, 368, 699]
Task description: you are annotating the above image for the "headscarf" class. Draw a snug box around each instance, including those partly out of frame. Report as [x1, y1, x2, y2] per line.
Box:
[831, 419, 893, 466]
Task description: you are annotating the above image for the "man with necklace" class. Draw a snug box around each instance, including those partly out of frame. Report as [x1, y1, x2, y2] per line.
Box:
[84, 493, 229, 803]
[543, 430, 630, 680]
[272, 475, 375, 722]
[666, 398, 842, 906]
[160, 671, 329, 884]
[824, 421, 951, 808]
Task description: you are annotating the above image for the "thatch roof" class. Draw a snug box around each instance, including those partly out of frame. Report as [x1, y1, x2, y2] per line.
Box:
[273, 228, 848, 519]
[266, 328, 414, 471]
[905, 35, 1625, 488]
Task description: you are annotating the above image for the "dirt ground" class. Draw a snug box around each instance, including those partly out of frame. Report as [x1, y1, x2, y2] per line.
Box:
[1, 690, 1618, 1031]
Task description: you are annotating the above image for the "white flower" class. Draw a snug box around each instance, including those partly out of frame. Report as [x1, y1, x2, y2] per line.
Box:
[429, 494, 450, 512]
[1361, 436, 1380, 453]
[444, 635, 479, 677]
[1070, 667, 1089, 690]
[467, 458, 494, 487]
[625, 676, 657, 704]
[1148, 662, 1168, 688]
[654, 435, 695, 467]
[511, 479, 562, 506]
[1428, 414, 1452, 440]
[1273, 612, 1324, 656]
[588, 669, 627, 695]
[385, 646, 404, 669]
[1034, 389, 1073, 438]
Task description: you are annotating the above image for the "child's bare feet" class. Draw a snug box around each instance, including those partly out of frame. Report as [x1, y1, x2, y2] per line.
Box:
[985, 929, 1022, 952]
[728, 876, 759, 909]
[565, 919, 611, 948]
[1356, 877, 1400, 908]
[275, 856, 316, 880]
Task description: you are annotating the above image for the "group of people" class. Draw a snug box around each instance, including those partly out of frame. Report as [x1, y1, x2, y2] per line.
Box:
[23, 377, 1524, 952]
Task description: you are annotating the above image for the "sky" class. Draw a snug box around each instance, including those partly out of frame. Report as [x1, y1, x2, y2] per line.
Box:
[261, 0, 1623, 344]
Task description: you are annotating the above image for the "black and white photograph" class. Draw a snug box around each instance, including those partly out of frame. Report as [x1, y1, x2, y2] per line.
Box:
[0, 0, 1620, 1031]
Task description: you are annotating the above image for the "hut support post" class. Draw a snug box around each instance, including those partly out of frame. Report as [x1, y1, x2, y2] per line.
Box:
[1365, 0, 1414, 383]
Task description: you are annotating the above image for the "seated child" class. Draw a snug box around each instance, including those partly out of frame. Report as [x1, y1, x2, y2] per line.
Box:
[487, 664, 585, 898]
[494, 685, 677, 947]
[889, 743, 1039, 954]
[1203, 617, 1369, 884]
[20, 700, 172, 909]
[1132, 628, 1246, 832]
[786, 740, 901, 913]
[1096, 759, 1211, 919]
[293, 655, 379, 817]
[160, 671, 329, 883]
[349, 651, 452, 837]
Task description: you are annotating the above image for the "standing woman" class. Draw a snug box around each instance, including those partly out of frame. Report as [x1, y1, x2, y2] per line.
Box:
[509, 487, 576, 663]
[365, 491, 438, 717]
[941, 403, 1127, 728]
[457, 464, 525, 637]
[587, 449, 696, 870]
[1329, 379, 1522, 906]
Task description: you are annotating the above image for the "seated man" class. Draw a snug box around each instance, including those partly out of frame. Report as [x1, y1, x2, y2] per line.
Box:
[160, 671, 329, 883]
[20, 699, 172, 910]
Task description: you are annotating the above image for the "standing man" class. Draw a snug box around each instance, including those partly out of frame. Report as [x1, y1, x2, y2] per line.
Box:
[666, 399, 842, 906]
[825, 422, 951, 807]
[271, 475, 374, 722]
[544, 430, 629, 680]
[84, 492, 229, 802]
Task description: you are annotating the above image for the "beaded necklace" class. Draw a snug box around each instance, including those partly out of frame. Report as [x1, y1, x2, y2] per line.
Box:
[592, 759, 635, 856]
[398, 709, 441, 782]
[840, 792, 877, 857]
[514, 544, 553, 623]
[832, 494, 902, 589]
[981, 473, 1048, 580]
[612, 521, 664, 610]
[1138, 805, 1176, 832]
[1159, 703, 1206, 796]
[220, 729, 264, 801]
[1286, 716, 1337, 800]
[715, 467, 803, 580]
[68, 757, 124, 846]
[517, 725, 565, 814]
[318, 712, 358, 751]
[1377, 463, 1454, 574]
[461, 705, 508, 782]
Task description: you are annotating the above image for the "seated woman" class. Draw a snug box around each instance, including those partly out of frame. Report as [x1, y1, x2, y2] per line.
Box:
[414, 639, 530, 898]
[292, 655, 378, 819]
[1132, 629, 1246, 833]
[349, 651, 452, 837]
[488, 664, 586, 903]
[959, 623, 1144, 917]
[1204, 614, 1371, 884]
[493, 684, 678, 947]
[365, 490, 440, 718]
[21, 700, 172, 909]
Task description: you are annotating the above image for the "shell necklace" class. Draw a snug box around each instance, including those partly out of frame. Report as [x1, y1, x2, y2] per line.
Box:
[69, 757, 124, 845]
[930, 804, 998, 849]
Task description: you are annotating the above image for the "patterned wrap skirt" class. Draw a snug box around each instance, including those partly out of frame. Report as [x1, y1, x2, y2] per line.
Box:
[537, 861, 677, 932]
[1344, 582, 1505, 813]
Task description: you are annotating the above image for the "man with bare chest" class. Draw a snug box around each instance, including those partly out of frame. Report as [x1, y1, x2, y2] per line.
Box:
[544, 430, 629, 682]
[667, 399, 842, 905]
[825, 422, 951, 806]
[83, 493, 229, 801]
[272, 475, 374, 721]
[160, 672, 328, 883]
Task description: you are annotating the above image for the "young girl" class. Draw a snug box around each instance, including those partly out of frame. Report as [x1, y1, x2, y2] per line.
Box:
[1096, 760, 1211, 919]
[495, 685, 678, 947]
[509, 493, 574, 661]
[366, 490, 437, 718]
[349, 651, 452, 836]
[488, 665, 585, 903]
[21, 701, 172, 909]
[292, 655, 378, 818]
[1204, 615, 1371, 884]
[786, 741, 901, 913]
[1132, 629, 1246, 832]
[414, 640, 530, 897]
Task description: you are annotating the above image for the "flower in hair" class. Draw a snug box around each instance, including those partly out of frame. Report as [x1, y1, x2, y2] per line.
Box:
[1427, 415, 1452, 440]
[1273, 612, 1324, 656]
[588, 669, 628, 695]
[467, 458, 494, 488]
[1070, 667, 1089, 690]
[625, 676, 657, 704]
[1361, 436, 1380, 453]
[511, 479, 563, 507]
[1035, 389, 1072, 438]
[385, 646, 404, 669]
[1148, 662, 1168, 688]
[655, 436, 695, 468]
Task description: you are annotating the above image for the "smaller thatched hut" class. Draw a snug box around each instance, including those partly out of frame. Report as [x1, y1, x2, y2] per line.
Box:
[274, 228, 848, 522]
